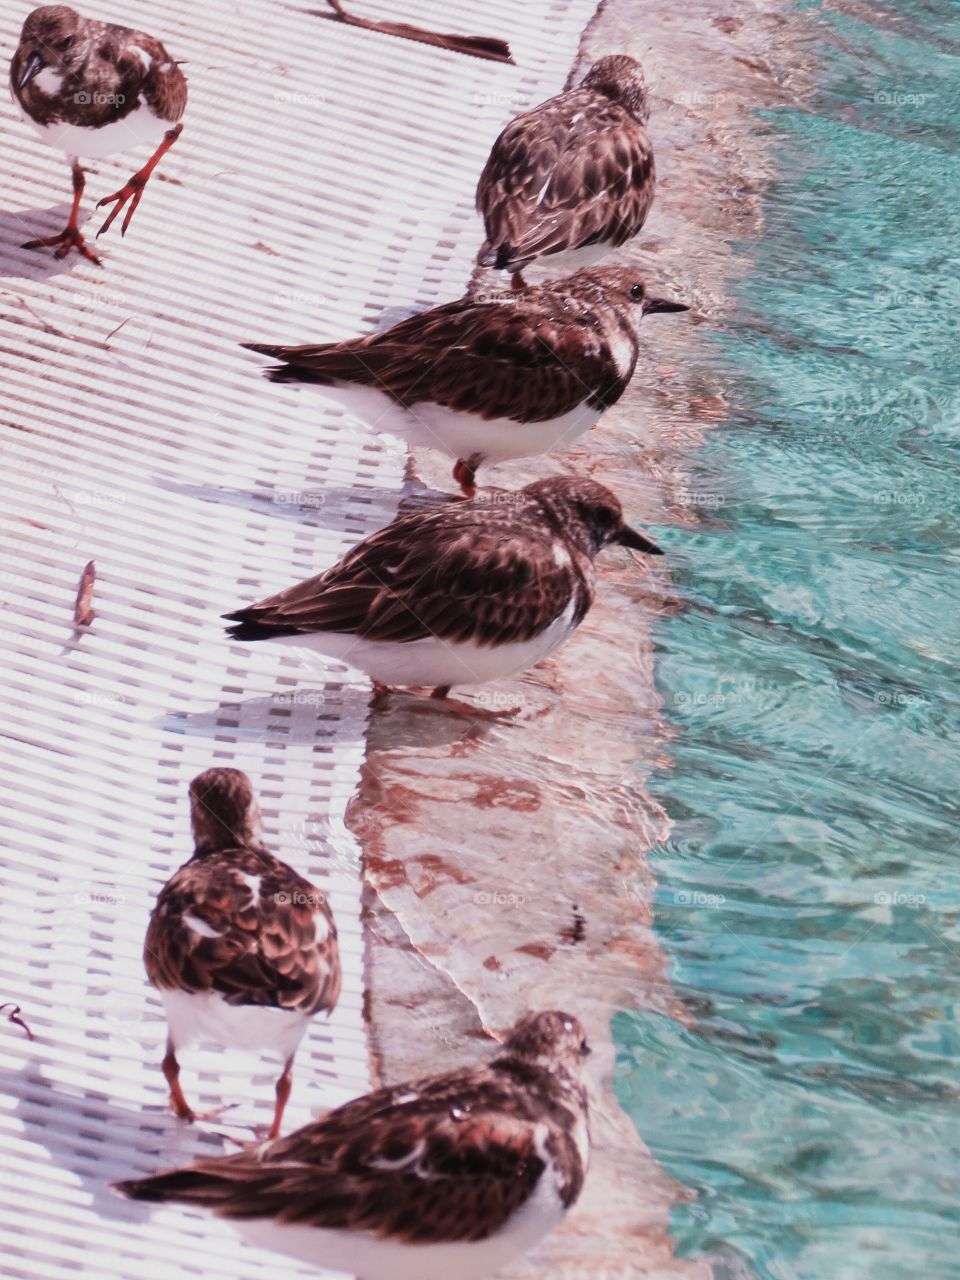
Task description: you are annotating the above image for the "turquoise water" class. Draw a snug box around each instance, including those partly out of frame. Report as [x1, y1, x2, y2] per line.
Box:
[614, 6, 960, 1278]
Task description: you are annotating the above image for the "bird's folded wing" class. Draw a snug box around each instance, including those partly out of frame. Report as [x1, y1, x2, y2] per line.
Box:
[144, 854, 339, 1014]
[225, 512, 584, 647]
[118, 1087, 546, 1243]
[244, 292, 615, 423]
[478, 99, 654, 267]
[83, 31, 183, 127]
[137, 35, 188, 121]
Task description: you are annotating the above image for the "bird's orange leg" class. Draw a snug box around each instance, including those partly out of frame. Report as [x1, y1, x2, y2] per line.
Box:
[452, 454, 482, 498]
[96, 123, 183, 239]
[268, 1056, 295, 1140]
[22, 160, 101, 264]
[161, 1038, 195, 1121]
[161, 1037, 237, 1124]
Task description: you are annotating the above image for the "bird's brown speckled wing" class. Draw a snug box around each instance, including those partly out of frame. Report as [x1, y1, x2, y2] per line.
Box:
[132, 32, 188, 123]
[144, 848, 340, 1015]
[224, 497, 592, 647]
[12, 22, 186, 129]
[243, 288, 628, 423]
[477, 89, 654, 271]
[117, 1067, 586, 1243]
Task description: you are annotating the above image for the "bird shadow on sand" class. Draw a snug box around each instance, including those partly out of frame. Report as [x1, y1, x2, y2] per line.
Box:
[0, 205, 104, 281]
[0, 1059, 232, 1224]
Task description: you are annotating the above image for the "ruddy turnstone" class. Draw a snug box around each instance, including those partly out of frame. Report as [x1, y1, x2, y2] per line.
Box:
[10, 5, 187, 263]
[477, 55, 655, 287]
[144, 768, 340, 1139]
[117, 1010, 591, 1280]
[243, 265, 687, 497]
[223, 476, 663, 701]
[324, 0, 512, 63]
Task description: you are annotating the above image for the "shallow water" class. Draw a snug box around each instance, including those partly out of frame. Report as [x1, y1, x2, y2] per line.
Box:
[614, 2, 960, 1277]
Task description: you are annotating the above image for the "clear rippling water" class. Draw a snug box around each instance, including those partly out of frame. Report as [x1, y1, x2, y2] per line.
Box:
[613, 4, 960, 1277]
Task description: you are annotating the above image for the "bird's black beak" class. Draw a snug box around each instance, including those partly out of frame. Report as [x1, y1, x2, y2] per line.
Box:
[615, 525, 663, 555]
[644, 296, 689, 315]
[18, 51, 47, 90]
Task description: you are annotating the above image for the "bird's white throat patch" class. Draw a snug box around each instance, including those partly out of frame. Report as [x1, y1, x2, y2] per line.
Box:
[33, 67, 64, 95]
[608, 325, 637, 380]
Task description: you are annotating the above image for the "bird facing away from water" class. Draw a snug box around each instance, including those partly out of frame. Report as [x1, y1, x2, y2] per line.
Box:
[144, 768, 340, 1139]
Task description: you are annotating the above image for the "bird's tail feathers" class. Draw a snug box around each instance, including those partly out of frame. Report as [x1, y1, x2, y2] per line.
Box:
[223, 609, 301, 642]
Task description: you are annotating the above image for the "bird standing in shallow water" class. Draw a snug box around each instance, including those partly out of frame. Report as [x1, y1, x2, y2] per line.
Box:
[224, 475, 664, 702]
[117, 1011, 591, 1280]
[144, 768, 340, 1139]
[10, 5, 187, 264]
[477, 54, 656, 289]
[244, 266, 687, 498]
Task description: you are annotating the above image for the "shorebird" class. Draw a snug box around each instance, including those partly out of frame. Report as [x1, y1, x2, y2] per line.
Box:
[144, 768, 340, 1139]
[243, 266, 687, 497]
[477, 55, 655, 288]
[10, 4, 187, 263]
[224, 476, 664, 701]
[117, 1011, 591, 1280]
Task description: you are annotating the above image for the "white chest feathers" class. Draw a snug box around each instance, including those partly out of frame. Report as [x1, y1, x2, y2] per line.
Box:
[25, 100, 169, 161]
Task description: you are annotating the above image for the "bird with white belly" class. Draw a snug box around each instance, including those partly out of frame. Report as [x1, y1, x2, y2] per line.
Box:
[10, 4, 187, 264]
[223, 475, 665, 703]
[244, 266, 687, 498]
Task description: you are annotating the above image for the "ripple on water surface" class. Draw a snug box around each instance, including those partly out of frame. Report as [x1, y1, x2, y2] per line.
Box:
[614, 3, 960, 1277]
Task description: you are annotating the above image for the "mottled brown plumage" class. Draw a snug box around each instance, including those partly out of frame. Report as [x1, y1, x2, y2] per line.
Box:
[243, 266, 687, 495]
[11, 6, 186, 129]
[477, 55, 655, 276]
[223, 477, 662, 698]
[11, 5, 187, 259]
[117, 1012, 590, 1278]
[246, 268, 644, 422]
[144, 769, 340, 1137]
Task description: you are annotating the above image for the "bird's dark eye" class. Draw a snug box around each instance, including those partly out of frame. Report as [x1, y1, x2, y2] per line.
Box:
[630, 283, 644, 301]
[57, 34, 75, 50]
[580, 501, 616, 530]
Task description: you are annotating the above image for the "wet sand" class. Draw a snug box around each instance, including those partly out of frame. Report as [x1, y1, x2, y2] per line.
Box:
[350, 1, 805, 1274]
